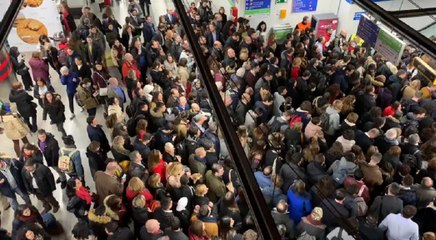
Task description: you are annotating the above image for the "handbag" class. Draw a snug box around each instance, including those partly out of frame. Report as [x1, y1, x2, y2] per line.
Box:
[95, 71, 108, 96]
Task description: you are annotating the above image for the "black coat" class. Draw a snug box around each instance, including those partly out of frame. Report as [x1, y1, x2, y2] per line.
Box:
[132, 206, 148, 237]
[67, 195, 91, 220]
[355, 130, 373, 153]
[368, 195, 403, 222]
[152, 208, 175, 230]
[0, 159, 27, 198]
[44, 97, 66, 124]
[87, 125, 110, 153]
[73, 63, 92, 80]
[9, 89, 36, 118]
[22, 163, 56, 196]
[86, 148, 106, 179]
[320, 198, 351, 228]
[37, 133, 60, 167]
[107, 227, 135, 240]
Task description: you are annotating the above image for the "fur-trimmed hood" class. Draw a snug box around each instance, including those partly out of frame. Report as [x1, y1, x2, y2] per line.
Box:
[104, 195, 120, 221]
[88, 208, 112, 224]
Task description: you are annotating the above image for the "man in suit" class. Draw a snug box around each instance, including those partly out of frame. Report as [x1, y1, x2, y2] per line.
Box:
[164, 9, 177, 26]
[85, 36, 103, 67]
[129, 9, 144, 36]
[142, 15, 156, 44]
[205, 22, 223, 49]
[22, 159, 59, 213]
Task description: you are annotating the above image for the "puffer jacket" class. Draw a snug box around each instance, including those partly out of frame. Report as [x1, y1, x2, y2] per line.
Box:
[325, 106, 341, 136]
[88, 207, 112, 240]
[2, 114, 29, 140]
[76, 85, 98, 109]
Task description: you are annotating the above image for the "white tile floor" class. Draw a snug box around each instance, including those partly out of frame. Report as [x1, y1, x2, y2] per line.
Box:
[0, 0, 173, 238]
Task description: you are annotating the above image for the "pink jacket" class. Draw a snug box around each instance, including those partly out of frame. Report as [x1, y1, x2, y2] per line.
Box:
[304, 121, 322, 140]
[29, 57, 49, 82]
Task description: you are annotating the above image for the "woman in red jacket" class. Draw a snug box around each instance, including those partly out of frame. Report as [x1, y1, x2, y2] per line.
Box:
[290, 57, 302, 79]
[125, 177, 154, 208]
[148, 150, 167, 185]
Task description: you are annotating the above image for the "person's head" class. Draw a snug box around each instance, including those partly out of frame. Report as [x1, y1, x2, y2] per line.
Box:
[161, 196, 173, 211]
[24, 158, 37, 173]
[388, 182, 401, 195]
[422, 177, 434, 188]
[242, 229, 258, 240]
[105, 161, 119, 176]
[74, 56, 83, 66]
[190, 220, 205, 236]
[145, 219, 160, 233]
[293, 180, 306, 194]
[36, 129, 47, 142]
[370, 152, 382, 164]
[335, 189, 346, 203]
[195, 184, 208, 196]
[302, 16, 309, 24]
[72, 220, 91, 239]
[147, 173, 162, 188]
[276, 199, 288, 213]
[402, 205, 417, 219]
[129, 150, 142, 163]
[332, 99, 343, 111]
[212, 163, 225, 177]
[148, 149, 162, 171]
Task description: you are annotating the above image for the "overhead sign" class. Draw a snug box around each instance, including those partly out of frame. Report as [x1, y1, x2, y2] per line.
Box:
[356, 14, 380, 47]
[276, 0, 288, 3]
[374, 28, 406, 65]
[292, 0, 318, 12]
[245, 0, 271, 15]
[346, 0, 391, 3]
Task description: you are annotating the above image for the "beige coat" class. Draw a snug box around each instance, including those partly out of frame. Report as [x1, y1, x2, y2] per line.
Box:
[2, 114, 29, 140]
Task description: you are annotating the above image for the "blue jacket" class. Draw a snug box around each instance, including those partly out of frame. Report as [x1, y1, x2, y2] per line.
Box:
[61, 72, 80, 95]
[0, 159, 26, 198]
[262, 186, 287, 207]
[254, 171, 272, 189]
[287, 189, 312, 224]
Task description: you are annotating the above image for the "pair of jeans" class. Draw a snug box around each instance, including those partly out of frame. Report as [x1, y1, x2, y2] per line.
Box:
[6, 187, 31, 210]
[35, 192, 59, 210]
[67, 93, 75, 114]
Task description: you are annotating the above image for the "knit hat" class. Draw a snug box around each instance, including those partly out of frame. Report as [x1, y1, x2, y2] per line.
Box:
[236, 68, 245, 78]
[311, 207, 323, 221]
[176, 197, 188, 212]
[143, 84, 154, 94]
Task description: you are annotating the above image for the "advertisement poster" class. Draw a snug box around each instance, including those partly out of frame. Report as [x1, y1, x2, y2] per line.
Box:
[245, 0, 271, 15]
[8, 0, 63, 52]
[374, 29, 406, 65]
[292, 0, 317, 12]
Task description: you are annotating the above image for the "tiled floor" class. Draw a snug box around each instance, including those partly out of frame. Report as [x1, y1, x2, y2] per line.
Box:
[0, 0, 174, 238]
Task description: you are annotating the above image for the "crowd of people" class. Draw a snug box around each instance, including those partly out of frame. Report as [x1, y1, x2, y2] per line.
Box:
[1, 0, 436, 239]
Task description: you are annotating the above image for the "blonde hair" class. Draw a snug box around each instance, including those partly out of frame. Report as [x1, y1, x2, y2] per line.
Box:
[332, 99, 343, 111]
[167, 162, 183, 177]
[132, 195, 146, 208]
[128, 177, 145, 193]
[147, 173, 161, 188]
[292, 57, 302, 68]
[195, 184, 208, 196]
[112, 136, 125, 150]
[148, 150, 162, 172]
[311, 207, 323, 221]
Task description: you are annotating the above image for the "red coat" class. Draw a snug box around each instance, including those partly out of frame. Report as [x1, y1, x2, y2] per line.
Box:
[151, 159, 167, 184]
[291, 67, 300, 79]
[121, 61, 141, 82]
[125, 187, 154, 208]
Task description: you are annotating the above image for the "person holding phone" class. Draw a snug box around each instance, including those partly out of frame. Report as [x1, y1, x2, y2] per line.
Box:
[94, 160, 126, 206]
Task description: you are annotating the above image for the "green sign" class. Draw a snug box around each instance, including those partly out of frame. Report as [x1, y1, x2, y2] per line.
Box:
[374, 28, 406, 65]
[276, 0, 288, 3]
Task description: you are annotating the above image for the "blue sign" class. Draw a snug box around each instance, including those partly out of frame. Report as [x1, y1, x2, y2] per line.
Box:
[245, 0, 271, 15]
[292, 0, 318, 12]
[353, 11, 366, 21]
[356, 14, 380, 47]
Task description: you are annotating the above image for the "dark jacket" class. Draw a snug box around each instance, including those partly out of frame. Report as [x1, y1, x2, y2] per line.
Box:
[87, 125, 110, 153]
[9, 89, 36, 118]
[368, 195, 403, 222]
[132, 206, 148, 237]
[279, 162, 308, 192]
[412, 206, 436, 235]
[85, 42, 103, 65]
[22, 163, 56, 196]
[152, 208, 175, 231]
[358, 221, 385, 240]
[306, 162, 328, 185]
[44, 95, 66, 124]
[37, 133, 60, 167]
[272, 209, 295, 239]
[0, 159, 26, 198]
[129, 162, 147, 182]
[320, 198, 351, 228]
[86, 147, 106, 180]
[143, 23, 156, 43]
[107, 227, 135, 240]
[72, 63, 92, 80]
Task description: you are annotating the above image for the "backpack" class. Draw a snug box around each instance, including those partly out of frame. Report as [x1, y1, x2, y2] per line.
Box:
[289, 114, 303, 127]
[268, 116, 288, 133]
[58, 149, 78, 174]
[296, 232, 316, 240]
[176, 138, 197, 163]
[74, 92, 84, 107]
[354, 196, 368, 217]
[319, 112, 330, 131]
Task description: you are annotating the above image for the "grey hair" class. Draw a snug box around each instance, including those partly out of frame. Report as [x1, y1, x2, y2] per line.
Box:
[60, 66, 69, 75]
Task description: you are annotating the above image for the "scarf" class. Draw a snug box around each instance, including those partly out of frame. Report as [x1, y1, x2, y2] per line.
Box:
[306, 215, 323, 226]
[76, 186, 92, 205]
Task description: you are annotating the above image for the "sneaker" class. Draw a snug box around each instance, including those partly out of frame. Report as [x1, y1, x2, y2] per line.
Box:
[52, 206, 59, 213]
[61, 180, 67, 189]
[70, 114, 75, 120]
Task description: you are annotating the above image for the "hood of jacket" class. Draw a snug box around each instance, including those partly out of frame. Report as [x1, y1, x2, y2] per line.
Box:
[88, 208, 112, 224]
[103, 195, 120, 221]
[326, 105, 338, 115]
